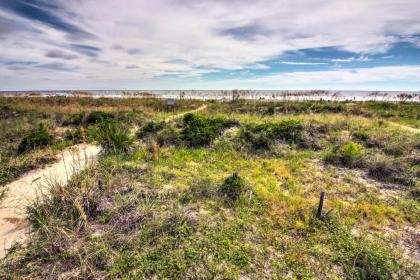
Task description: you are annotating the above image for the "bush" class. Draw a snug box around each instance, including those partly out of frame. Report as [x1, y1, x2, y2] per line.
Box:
[89, 121, 133, 153]
[181, 113, 236, 147]
[137, 121, 166, 139]
[85, 111, 115, 124]
[366, 155, 412, 185]
[323, 141, 364, 167]
[18, 123, 54, 153]
[239, 123, 273, 150]
[239, 119, 304, 150]
[219, 173, 246, 203]
[63, 113, 84, 126]
[339, 141, 364, 166]
[64, 127, 84, 144]
[271, 119, 304, 143]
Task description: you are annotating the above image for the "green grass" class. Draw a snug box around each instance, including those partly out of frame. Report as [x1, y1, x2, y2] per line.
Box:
[0, 97, 419, 279]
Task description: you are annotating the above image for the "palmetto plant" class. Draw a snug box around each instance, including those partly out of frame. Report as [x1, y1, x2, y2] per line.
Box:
[89, 120, 133, 153]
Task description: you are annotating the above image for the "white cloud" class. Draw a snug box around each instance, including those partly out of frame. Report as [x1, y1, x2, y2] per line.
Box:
[0, 0, 420, 89]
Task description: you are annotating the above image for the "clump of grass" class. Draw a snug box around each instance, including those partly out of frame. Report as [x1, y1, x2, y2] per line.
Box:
[239, 119, 304, 151]
[219, 173, 246, 203]
[18, 123, 54, 153]
[137, 121, 166, 139]
[323, 141, 364, 167]
[63, 113, 85, 126]
[64, 127, 84, 144]
[366, 154, 413, 185]
[181, 113, 237, 147]
[85, 111, 115, 124]
[89, 120, 133, 153]
[331, 224, 402, 280]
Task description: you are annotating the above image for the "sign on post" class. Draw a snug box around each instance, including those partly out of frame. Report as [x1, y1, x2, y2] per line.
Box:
[166, 98, 175, 112]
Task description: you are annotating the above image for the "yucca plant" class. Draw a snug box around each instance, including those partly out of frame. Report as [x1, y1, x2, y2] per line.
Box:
[89, 120, 133, 153]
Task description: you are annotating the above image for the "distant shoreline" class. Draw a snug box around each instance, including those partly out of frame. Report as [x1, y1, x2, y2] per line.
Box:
[1, 89, 419, 102]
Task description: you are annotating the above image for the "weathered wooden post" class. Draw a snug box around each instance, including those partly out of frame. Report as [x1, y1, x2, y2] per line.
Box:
[316, 191, 325, 219]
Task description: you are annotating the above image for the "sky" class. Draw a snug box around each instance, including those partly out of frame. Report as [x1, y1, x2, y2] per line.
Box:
[1, 0, 420, 91]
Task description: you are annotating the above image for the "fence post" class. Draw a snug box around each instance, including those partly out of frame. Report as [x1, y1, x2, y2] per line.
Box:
[316, 191, 325, 219]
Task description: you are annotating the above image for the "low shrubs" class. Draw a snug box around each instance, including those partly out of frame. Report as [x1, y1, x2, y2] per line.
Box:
[323, 141, 364, 167]
[219, 173, 246, 203]
[181, 113, 237, 147]
[366, 154, 413, 185]
[63, 113, 85, 126]
[137, 114, 236, 147]
[18, 123, 54, 153]
[85, 111, 115, 124]
[137, 121, 166, 139]
[89, 120, 133, 153]
[64, 127, 84, 144]
[331, 224, 401, 280]
[239, 119, 304, 150]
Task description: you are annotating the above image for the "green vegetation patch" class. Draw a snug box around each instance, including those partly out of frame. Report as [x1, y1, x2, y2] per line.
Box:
[89, 120, 133, 153]
[219, 173, 247, 203]
[323, 141, 364, 167]
[239, 119, 304, 150]
[181, 113, 238, 147]
[18, 123, 54, 153]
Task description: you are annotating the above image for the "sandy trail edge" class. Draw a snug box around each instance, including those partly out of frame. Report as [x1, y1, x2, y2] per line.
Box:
[0, 144, 100, 258]
[165, 105, 207, 121]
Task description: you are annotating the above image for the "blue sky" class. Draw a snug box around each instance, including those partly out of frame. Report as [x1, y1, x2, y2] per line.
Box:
[1, 0, 420, 91]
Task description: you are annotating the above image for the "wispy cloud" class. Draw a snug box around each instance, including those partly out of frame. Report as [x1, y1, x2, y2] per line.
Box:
[280, 61, 328, 65]
[331, 55, 372, 63]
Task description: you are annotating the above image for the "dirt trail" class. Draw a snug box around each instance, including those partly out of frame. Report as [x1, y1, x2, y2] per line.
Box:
[388, 122, 420, 134]
[166, 105, 207, 121]
[0, 144, 100, 258]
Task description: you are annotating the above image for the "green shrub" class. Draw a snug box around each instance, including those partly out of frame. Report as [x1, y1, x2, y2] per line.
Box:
[89, 121, 133, 153]
[239, 123, 273, 150]
[271, 119, 304, 143]
[219, 173, 246, 203]
[18, 123, 54, 153]
[410, 185, 420, 201]
[323, 141, 364, 167]
[181, 113, 236, 147]
[339, 141, 364, 166]
[239, 119, 304, 150]
[156, 126, 181, 146]
[85, 111, 115, 124]
[63, 113, 84, 126]
[137, 121, 166, 139]
[64, 127, 84, 144]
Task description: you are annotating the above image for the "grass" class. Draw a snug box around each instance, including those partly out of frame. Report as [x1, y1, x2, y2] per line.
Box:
[0, 97, 419, 279]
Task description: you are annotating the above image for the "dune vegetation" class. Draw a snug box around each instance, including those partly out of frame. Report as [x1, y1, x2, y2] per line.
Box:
[0, 96, 419, 279]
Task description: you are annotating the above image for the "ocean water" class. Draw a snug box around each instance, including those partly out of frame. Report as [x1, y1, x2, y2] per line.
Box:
[1, 90, 419, 102]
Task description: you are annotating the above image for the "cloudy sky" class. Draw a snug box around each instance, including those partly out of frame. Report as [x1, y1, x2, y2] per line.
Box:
[1, 0, 420, 91]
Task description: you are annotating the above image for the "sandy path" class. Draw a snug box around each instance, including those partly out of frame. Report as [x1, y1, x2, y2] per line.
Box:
[0, 144, 100, 258]
[388, 122, 420, 134]
[165, 105, 207, 121]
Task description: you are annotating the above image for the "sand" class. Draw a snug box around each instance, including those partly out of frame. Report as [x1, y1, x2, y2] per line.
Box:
[0, 144, 100, 258]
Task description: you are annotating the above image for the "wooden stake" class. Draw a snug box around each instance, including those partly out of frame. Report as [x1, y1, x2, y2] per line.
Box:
[317, 191, 325, 219]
